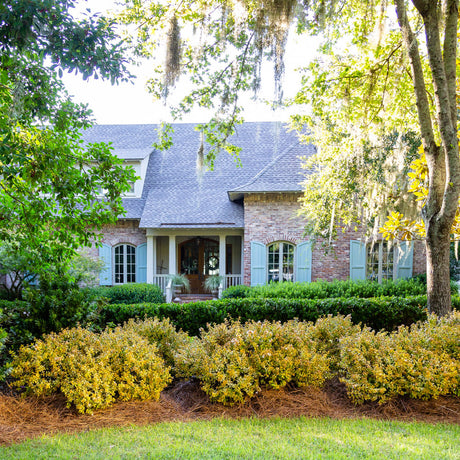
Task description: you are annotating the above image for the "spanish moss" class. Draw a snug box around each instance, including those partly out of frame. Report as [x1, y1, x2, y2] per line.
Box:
[164, 15, 181, 91]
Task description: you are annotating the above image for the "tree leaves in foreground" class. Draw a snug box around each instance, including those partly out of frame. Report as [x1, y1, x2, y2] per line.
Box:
[0, 0, 136, 276]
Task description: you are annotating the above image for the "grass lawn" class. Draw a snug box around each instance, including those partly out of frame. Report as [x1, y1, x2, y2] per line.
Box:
[1, 416, 459, 459]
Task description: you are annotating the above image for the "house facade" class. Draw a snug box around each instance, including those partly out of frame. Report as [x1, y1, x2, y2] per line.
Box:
[83, 122, 425, 300]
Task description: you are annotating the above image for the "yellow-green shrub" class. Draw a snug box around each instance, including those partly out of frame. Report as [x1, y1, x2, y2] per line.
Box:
[178, 320, 330, 406]
[121, 317, 191, 371]
[11, 325, 171, 414]
[11, 327, 103, 397]
[339, 328, 392, 404]
[339, 314, 460, 404]
[100, 326, 171, 403]
[409, 311, 460, 361]
[305, 314, 361, 371]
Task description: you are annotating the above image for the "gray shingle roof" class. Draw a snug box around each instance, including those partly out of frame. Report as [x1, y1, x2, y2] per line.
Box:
[82, 124, 156, 160]
[81, 122, 315, 228]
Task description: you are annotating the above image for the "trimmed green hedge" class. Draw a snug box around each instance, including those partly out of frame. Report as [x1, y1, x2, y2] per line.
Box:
[221, 279, 456, 300]
[91, 295, 457, 336]
[90, 283, 165, 305]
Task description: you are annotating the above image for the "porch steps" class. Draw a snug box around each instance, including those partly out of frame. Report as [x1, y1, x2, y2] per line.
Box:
[173, 294, 217, 304]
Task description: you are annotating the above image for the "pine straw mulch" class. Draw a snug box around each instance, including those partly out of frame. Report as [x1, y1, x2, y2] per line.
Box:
[1, 378, 460, 446]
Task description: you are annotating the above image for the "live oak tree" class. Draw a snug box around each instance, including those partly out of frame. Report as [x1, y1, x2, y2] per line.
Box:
[120, 0, 458, 315]
[296, 0, 459, 316]
[0, 0, 136, 279]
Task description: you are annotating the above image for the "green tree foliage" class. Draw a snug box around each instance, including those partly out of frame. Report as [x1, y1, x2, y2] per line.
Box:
[297, 1, 459, 315]
[0, 0, 136, 273]
[119, 1, 458, 315]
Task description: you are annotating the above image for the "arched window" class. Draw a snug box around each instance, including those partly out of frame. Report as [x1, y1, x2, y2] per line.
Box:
[267, 242, 295, 283]
[114, 244, 136, 284]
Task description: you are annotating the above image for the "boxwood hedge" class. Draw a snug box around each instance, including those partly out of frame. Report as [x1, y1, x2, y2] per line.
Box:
[221, 279, 457, 300]
[89, 283, 165, 305]
[90, 295, 460, 336]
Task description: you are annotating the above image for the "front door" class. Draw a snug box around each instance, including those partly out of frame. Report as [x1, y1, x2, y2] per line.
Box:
[179, 237, 219, 293]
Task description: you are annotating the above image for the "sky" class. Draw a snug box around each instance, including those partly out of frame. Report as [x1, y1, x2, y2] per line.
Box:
[62, 1, 317, 125]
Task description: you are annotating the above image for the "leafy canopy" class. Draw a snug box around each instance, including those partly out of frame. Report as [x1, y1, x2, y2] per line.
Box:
[0, 0, 136, 273]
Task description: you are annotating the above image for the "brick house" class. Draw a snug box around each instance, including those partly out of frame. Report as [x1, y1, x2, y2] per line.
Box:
[83, 122, 425, 300]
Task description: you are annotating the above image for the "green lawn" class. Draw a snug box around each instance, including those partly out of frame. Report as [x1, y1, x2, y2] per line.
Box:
[1, 416, 459, 459]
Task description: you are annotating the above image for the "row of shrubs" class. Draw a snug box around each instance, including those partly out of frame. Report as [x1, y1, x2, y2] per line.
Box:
[90, 295, 460, 335]
[10, 313, 460, 413]
[90, 279, 435, 305]
[88, 279, 435, 305]
[2, 294, 458, 367]
[221, 277, 454, 300]
[0, 279, 453, 381]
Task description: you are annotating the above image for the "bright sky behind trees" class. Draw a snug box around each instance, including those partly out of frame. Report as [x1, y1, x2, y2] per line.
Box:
[62, 0, 316, 124]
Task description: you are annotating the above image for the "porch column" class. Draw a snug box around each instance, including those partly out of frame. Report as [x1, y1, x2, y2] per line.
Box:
[219, 234, 226, 297]
[152, 236, 157, 276]
[241, 235, 245, 282]
[147, 235, 154, 283]
[169, 235, 176, 274]
[219, 234, 226, 276]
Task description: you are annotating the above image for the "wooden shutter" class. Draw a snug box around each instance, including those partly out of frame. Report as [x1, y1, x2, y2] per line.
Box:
[250, 241, 266, 286]
[350, 240, 366, 280]
[396, 241, 413, 279]
[136, 243, 147, 283]
[99, 243, 112, 286]
[295, 241, 312, 283]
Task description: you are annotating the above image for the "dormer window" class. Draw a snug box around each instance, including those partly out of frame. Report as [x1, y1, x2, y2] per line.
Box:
[126, 181, 136, 195]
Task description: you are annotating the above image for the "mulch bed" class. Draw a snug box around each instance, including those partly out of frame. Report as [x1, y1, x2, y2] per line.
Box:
[1, 378, 459, 446]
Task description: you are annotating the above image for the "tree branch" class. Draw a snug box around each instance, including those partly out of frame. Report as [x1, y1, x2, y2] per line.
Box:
[394, 0, 435, 150]
[442, 0, 458, 128]
[418, 1, 460, 223]
[394, 0, 444, 225]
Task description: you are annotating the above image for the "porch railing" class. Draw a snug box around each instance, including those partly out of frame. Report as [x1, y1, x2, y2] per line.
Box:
[153, 274, 242, 302]
[224, 274, 242, 289]
[153, 274, 170, 293]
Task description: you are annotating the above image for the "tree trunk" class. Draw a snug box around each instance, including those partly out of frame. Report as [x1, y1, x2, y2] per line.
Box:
[396, 0, 459, 316]
[426, 224, 452, 315]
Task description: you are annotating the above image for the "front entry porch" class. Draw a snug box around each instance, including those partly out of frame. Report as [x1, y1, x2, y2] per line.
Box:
[179, 237, 219, 294]
[145, 230, 243, 301]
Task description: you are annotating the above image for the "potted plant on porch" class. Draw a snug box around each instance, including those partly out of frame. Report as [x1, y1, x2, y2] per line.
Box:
[168, 273, 191, 298]
[204, 275, 224, 297]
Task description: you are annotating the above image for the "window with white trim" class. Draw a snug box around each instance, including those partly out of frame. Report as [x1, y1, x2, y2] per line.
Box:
[267, 242, 295, 283]
[366, 241, 394, 282]
[114, 244, 136, 284]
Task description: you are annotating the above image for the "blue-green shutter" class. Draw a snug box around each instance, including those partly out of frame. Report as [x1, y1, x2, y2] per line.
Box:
[99, 243, 112, 286]
[396, 241, 413, 279]
[350, 240, 366, 280]
[295, 241, 312, 283]
[136, 243, 147, 283]
[251, 241, 266, 286]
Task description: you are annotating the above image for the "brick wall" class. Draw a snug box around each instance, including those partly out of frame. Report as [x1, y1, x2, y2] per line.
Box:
[86, 219, 147, 259]
[243, 193, 426, 285]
